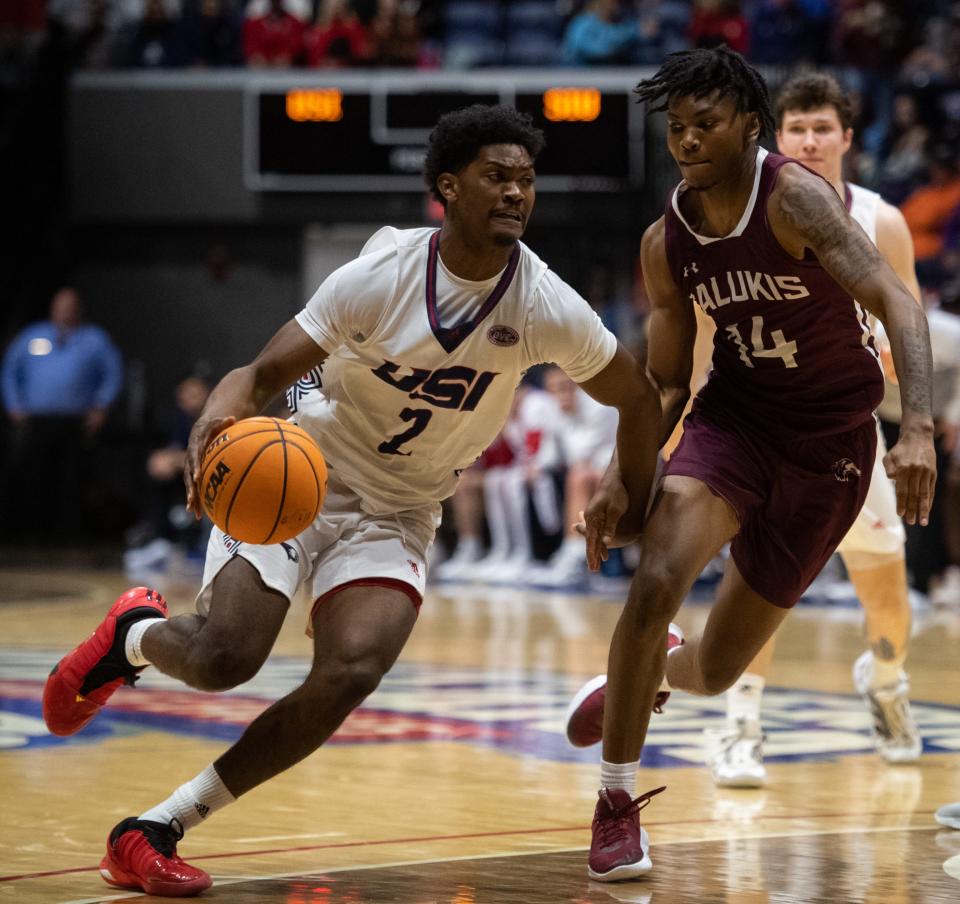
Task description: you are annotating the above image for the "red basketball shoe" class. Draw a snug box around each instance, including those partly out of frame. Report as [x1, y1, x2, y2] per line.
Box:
[43, 586, 167, 736]
[588, 785, 665, 881]
[565, 623, 684, 747]
[100, 817, 212, 897]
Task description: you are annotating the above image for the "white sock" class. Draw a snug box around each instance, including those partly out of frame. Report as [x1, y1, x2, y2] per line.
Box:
[454, 536, 482, 561]
[140, 765, 236, 832]
[727, 672, 765, 725]
[868, 651, 906, 688]
[600, 759, 638, 794]
[124, 618, 166, 668]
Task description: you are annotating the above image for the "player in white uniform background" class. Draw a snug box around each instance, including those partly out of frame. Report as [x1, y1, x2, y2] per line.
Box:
[706, 73, 923, 785]
[41, 104, 662, 897]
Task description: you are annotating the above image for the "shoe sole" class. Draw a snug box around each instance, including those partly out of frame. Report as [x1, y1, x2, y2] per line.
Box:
[100, 858, 212, 897]
[713, 773, 767, 789]
[935, 810, 960, 830]
[587, 828, 654, 881]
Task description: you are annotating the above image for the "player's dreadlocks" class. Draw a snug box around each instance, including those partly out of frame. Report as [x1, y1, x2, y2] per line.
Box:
[634, 46, 775, 139]
[424, 104, 545, 206]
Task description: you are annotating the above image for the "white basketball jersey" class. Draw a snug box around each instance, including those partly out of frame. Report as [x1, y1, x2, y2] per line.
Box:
[290, 226, 617, 514]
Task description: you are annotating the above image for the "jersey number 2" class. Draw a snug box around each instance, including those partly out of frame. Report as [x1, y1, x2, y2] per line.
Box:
[377, 408, 432, 456]
[725, 315, 798, 368]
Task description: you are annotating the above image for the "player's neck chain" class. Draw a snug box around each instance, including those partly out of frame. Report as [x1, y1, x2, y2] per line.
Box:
[426, 230, 521, 354]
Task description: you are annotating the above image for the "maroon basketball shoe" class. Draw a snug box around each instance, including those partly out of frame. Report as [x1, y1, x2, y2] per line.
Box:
[565, 623, 684, 747]
[43, 586, 167, 736]
[100, 817, 212, 897]
[588, 785, 666, 881]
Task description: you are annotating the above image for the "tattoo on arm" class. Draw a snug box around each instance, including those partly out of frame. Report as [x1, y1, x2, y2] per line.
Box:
[900, 324, 934, 415]
[777, 179, 880, 289]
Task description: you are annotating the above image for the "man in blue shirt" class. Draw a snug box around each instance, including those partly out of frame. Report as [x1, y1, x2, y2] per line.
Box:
[2, 287, 123, 539]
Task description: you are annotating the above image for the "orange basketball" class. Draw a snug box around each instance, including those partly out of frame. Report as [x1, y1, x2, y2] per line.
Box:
[199, 417, 327, 545]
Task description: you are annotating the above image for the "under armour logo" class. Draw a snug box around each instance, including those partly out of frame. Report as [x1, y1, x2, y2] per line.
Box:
[683, 262, 699, 277]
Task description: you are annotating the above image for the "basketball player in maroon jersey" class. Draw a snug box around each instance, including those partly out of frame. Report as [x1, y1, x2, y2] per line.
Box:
[573, 47, 937, 882]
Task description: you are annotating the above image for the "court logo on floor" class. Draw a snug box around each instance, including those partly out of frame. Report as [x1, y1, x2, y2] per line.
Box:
[3, 652, 960, 764]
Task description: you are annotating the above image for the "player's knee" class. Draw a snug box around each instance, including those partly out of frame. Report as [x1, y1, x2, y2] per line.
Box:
[319, 653, 386, 707]
[627, 565, 685, 626]
[698, 658, 741, 696]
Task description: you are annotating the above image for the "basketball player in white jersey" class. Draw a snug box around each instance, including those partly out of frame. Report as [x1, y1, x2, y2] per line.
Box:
[41, 105, 662, 896]
[705, 73, 923, 785]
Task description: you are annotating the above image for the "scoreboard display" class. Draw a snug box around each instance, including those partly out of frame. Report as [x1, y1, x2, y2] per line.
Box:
[246, 77, 643, 192]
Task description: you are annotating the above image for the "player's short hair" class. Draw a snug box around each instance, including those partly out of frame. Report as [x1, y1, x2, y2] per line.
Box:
[634, 46, 775, 139]
[775, 73, 854, 131]
[424, 104, 546, 206]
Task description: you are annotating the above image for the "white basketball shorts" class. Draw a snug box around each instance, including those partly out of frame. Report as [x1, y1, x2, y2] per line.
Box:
[197, 468, 441, 633]
[835, 419, 905, 557]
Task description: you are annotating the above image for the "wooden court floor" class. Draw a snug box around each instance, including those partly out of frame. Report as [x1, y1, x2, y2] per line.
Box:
[2, 563, 960, 903]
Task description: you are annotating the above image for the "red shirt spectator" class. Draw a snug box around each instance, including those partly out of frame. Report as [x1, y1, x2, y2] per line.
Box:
[689, 0, 749, 56]
[243, 0, 305, 66]
[304, 0, 371, 68]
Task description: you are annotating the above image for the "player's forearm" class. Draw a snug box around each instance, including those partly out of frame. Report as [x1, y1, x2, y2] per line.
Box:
[201, 365, 277, 423]
[658, 385, 690, 448]
[882, 299, 935, 436]
[613, 387, 662, 523]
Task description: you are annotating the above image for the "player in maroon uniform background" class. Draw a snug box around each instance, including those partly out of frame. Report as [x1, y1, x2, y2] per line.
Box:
[571, 47, 937, 883]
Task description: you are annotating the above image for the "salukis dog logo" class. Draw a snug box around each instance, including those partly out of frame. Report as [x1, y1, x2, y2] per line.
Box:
[832, 458, 861, 482]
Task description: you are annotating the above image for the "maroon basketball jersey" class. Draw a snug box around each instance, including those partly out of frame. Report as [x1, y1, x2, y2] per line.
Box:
[664, 149, 884, 438]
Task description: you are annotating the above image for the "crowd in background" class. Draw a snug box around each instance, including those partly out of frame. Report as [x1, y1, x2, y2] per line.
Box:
[1, 1, 960, 601]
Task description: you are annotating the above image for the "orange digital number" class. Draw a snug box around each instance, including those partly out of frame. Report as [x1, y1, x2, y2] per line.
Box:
[285, 89, 344, 123]
[542, 88, 601, 123]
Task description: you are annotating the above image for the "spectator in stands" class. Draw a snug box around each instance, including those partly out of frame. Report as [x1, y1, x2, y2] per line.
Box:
[561, 0, 640, 66]
[304, 0, 372, 67]
[47, 0, 125, 68]
[369, 0, 421, 67]
[900, 144, 960, 287]
[749, 0, 805, 66]
[125, 374, 212, 577]
[181, 0, 243, 67]
[127, 0, 188, 68]
[689, 0, 749, 56]
[530, 365, 618, 588]
[1, 286, 123, 540]
[874, 92, 931, 205]
[243, 0, 304, 67]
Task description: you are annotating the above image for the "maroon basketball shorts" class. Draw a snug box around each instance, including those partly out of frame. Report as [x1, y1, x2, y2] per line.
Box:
[663, 410, 878, 608]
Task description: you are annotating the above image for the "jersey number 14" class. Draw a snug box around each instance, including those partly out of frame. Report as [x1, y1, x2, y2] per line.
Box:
[725, 315, 798, 368]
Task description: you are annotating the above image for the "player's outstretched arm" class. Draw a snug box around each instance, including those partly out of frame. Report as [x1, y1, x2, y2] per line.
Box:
[578, 343, 662, 570]
[769, 164, 936, 526]
[184, 319, 329, 516]
[641, 217, 698, 447]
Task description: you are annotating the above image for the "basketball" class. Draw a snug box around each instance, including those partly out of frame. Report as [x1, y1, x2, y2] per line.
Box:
[199, 417, 327, 545]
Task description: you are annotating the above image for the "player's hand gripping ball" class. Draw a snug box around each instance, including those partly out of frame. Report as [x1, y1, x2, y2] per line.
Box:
[200, 417, 327, 544]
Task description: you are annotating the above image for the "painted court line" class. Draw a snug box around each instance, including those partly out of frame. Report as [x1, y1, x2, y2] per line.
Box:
[3, 808, 937, 886]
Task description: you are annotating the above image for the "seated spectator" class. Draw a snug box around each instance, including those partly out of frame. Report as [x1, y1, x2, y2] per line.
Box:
[370, 0, 422, 67]
[689, 0, 748, 56]
[304, 0, 372, 68]
[243, 0, 304, 67]
[127, 376, 210, 554]
[529, 366, 618, 588]
[749, 0, 805, 66]
[562, 0, 640, 66]
[181, 0, 243, 67]
[900, 145, 960, 287]
[126, 0, 188, 67]
[875, 92, 930, 205]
